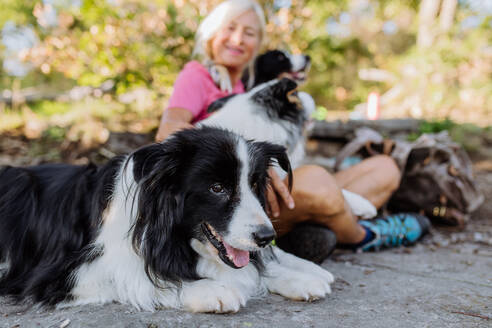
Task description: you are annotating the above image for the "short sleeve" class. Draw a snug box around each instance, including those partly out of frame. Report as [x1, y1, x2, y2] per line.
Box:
[167, 63, 209, 118]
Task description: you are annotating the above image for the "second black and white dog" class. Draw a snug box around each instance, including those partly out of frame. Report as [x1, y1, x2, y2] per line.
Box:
[203, 78, 314, 171]
[0, 126, 334, 312]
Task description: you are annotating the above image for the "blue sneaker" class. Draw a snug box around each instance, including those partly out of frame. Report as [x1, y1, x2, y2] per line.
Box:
[358, 213, 431, 251]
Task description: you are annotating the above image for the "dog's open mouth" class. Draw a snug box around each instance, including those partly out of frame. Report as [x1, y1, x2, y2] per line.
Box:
[279, 71, 307, 83]
[290, 61, 311, 83]
[290, 71, 307, 83]
[201, 222, 250, 269]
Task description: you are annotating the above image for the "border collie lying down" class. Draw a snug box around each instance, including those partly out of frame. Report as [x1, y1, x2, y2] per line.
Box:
[0, 126, 334, 312]
[202, 79, 377, 219]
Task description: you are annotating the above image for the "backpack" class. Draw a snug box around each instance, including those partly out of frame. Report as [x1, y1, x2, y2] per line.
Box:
[334, 128, 484, 227]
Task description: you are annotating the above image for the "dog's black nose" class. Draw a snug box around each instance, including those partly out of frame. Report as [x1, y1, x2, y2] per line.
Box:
[253, 226, 276, 248]
[305, 55, 311, 63]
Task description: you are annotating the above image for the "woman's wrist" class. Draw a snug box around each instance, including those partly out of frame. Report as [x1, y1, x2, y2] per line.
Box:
[155, 108, 194, 142]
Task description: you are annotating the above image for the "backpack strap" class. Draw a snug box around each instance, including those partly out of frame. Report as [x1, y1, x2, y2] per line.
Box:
[363, 139, 395, 156]
[334, 128, 384, 171]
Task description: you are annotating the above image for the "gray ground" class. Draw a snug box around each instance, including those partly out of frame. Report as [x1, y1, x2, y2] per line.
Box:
[1, 236, 490, 328]
[1, 138, 491, 328]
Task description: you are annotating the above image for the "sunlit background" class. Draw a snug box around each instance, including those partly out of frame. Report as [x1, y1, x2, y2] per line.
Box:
[0, 0, 491, 153]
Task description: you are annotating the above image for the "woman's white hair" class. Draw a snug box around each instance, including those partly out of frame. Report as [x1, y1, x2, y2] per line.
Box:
[192, 0, 266, 92]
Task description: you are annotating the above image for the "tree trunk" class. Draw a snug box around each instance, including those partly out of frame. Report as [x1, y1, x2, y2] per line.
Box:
[439, 0, 457, 32]
[417, 0, 441, 49]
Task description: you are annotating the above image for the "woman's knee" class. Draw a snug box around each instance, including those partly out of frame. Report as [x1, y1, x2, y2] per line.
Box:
[293, 165, 346, 216]
[367, 155, 401, 191]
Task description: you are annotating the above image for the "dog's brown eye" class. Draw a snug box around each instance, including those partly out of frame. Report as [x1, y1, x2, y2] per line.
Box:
[210, 183, 226, 194]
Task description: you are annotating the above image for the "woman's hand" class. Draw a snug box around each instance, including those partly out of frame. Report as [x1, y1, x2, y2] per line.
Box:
[266, 167, 295, 218]
[155, 107, 194, 142]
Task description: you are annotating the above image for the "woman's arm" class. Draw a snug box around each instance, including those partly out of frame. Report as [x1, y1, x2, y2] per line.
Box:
[155, 107, 194, 142]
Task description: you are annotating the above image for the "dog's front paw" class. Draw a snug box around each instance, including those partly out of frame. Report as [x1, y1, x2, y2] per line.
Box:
[271, 246, 335, 285]
[180, 279, 246, 313]
[265, 270, 332, 302]
[296, 257, 335, 285]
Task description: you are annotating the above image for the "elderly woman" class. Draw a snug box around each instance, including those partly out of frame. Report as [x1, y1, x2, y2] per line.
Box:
[156, 0, 429, 263]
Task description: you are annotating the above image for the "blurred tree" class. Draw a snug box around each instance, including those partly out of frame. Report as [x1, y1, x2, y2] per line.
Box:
[417, 0, 441, 48]
[418, 0, 458, 48]
[0, 0, 490, 133]
[440, 0, 458, 32]
[0, 0, 37, 28]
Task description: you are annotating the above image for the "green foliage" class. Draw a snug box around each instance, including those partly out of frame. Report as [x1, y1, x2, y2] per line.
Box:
[0, 0, 490, 146]
[31, 100, 71, 117]
[26, 137, 64, 161]
[312, 105, 329, 121]
[43, 125, 66, 142]
[0, 0, 37, 28]
[0, 108, 24, 132]
[419, 119, 457, 134]
[408, 119, 488, 153]
[305, 36, 374, 109]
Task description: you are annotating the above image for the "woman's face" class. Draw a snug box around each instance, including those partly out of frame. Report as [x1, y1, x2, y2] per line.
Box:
[210, 9, 261, 70]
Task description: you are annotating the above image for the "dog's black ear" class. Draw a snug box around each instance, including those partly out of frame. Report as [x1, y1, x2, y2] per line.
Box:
[132, 143, 168, 182]
[131, 138, 199, 286]
[255, 141, 293, 192]
[207, 94, 237, 113]
[271, 145, 293, 192]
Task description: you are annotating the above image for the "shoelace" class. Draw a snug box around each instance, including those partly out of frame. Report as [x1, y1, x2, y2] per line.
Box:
[375, 215, 409, 247]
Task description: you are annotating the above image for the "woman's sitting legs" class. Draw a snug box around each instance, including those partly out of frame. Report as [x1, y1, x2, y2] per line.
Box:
[273, 155, 401, 244]
[274, 155, 430, 260]
[334, 155, 401, 209]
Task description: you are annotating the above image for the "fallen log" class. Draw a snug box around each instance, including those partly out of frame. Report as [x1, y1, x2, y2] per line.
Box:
[309, 119, 421, 140]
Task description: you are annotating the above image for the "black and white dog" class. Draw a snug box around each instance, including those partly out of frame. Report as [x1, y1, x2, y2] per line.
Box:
[0, 126, 334, 312]
[207, 50, 315, 170]
[203, 78, 314, 172]
[202, 79, 377, 218]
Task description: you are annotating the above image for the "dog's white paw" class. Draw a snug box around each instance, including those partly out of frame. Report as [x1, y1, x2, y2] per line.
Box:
[180, 279, 245, 313]
[265, 270, 332, 301]
[342, 189, 377, 219]
[271, 246, 335, 285]
[300, 260, 335, 285]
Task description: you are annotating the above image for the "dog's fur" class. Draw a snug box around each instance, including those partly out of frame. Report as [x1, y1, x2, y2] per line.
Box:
[203, 78, 315, 172]
[0, 126, 334, 312]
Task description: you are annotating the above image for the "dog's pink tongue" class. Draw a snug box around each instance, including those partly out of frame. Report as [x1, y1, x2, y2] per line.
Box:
[223, 241, 250, 268]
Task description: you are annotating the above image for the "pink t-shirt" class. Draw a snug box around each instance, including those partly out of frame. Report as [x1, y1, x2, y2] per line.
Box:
[167, 61, 245, 124]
